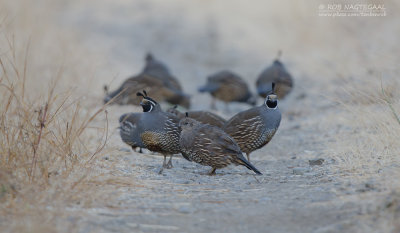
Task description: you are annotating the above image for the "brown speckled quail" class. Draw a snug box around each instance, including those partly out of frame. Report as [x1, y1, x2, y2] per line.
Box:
[104, 54, 190, 108]
[131, 91, 182, 174]
[256, 51, 293, 99]
[198, 70, 256, 110]
[167, 106, 226, 128]
[104, 73, 190, 107]
[224, 83, 281, 162]
[142, 53, 182, 92]
[179, 114, 262, 175]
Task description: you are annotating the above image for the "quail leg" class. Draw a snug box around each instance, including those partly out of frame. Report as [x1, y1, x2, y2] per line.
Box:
[246, 153, 251, 162]
[158, 155, 168, 174]
[132, 146, 143, 154]
[166, 154, 174, 169]
[208, 167, 217, 176]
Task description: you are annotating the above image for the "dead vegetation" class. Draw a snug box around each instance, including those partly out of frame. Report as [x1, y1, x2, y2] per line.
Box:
[0, 1, 117, 232]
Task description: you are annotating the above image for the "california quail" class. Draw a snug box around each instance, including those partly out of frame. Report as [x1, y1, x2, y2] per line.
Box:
[179, 114, 262, 175]
[134, 91, 182, 174]
[142, 53, 182, 92]
[223, 83, 281, 162]
[256, 51, 293, 99]
[167, 106, 226, 128]
[119, 112, 145, 153]
[104, 73, 190, 108]
[104, 53, 190, 108]
[198, 70, 256, 110]
[142, 53, 190, 107]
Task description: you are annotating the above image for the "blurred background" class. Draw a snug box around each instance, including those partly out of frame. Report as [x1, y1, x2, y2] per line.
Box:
[56, 0, 399, 110]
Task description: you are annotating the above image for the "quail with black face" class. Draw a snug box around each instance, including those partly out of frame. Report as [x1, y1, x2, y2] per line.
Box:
[118, 91, 181, 174]
[224, 83, 281, 162]
[179, 113, 262, 175]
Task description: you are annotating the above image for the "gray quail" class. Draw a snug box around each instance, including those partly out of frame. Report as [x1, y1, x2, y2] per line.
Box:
[256, 51, 293, 99]
[167, 106, 226, 128]
[129, 91, 181, 174]
[223, 83, 281, 162]
[198, 70, 256, 110]
[179, 114, 262, 175]
[119, 112, 145, 153]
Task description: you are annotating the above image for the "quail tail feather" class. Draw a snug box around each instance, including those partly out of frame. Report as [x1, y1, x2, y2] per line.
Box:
[237, 156, 262, 175]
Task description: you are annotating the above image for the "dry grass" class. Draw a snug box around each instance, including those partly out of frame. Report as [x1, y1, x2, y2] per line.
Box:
[325, 75, 400, 232]
[330, 75, 400, 175]
[0, 1, 119, 232]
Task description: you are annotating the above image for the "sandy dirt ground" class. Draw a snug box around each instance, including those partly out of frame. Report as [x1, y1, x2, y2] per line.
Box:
[2, 0, 400, 232]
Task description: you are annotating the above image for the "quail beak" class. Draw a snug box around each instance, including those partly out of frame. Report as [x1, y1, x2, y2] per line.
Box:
[140, 100, 148, 106]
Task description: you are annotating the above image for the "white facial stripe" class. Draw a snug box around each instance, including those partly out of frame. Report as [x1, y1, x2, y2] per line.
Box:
[125, 121, 134, 128]
[147, 99, 156, 106]
[149, 104, 153, 112]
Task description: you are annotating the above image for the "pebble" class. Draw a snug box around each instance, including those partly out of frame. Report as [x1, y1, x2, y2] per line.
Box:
[178, 206, 193, 214]
[309, 158, 324, 166]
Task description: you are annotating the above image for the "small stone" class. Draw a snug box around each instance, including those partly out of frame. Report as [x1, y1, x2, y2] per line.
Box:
[309, 158, 324, 166]
[178, 206, 193, 214]
[291, 156, 297, 159]
[293, 167, 309, 175]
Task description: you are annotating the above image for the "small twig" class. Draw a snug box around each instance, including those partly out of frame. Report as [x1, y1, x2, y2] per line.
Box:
[86, 110, 109, 164]
[251, 175, 261, 183]
[30, 103, 48, 181]
[381, 80, 400, 126]
[22, 37, 31, 100]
